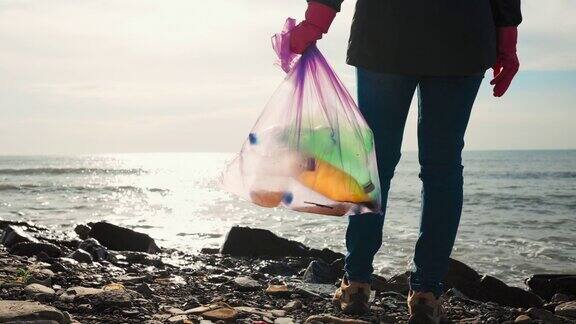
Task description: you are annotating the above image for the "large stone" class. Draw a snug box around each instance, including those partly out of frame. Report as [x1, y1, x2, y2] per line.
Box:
[79, 238, 109, 261]
[87, 221, 161, 253]
[68, 249, 93, 263]
[88, 290, 142, 309]
[379, 271, 410, 295]
[525, 274, 576, 301]
[555, 301, 576, 318]
[443, 258, 482, 299]
[220, 226, 344, 262]
[74, 224, 91, 240]
[478, 275, 543, 308]
[9, 242, 62, 258]
[0, 300, 71, 323]
[1, 225, 38, 247]
[24, 283, 56, 297]
[303, 260, 336, 284]
[59, 286, 104, 302]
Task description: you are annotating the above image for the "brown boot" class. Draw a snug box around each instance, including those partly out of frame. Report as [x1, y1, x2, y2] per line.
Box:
[332, 276, 371, 315]
[407, 290, 445, 324]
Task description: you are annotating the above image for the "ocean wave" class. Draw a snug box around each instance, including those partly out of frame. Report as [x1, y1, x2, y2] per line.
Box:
[0, 183, 168, 194]
[469, 171, 576, 179]
[0, 167, 145, 176]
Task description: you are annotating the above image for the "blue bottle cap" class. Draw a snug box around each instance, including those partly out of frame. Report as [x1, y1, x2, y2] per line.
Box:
[282, 192, 294, 205]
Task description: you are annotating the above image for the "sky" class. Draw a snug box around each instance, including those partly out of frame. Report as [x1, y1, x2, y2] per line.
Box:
[0, 0, 575, 155]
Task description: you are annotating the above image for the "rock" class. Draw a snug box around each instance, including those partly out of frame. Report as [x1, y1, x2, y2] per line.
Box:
[0, 300, 71, 323]
[303, 260, 336, 284]
[275, 318, 295, 324]
[59, 286, 104, 302]
[525, 307, 563, 324]
[444, 258, 482, 299]
[514, 315, 532, 323]
[74, 224, 91, 240]
[168, 314, 191, 323]
[551, 293, 572, 303]
[78, 238, 109, 261]
[24, 283, 56, 297]
[525, 274, 576, 301]
[304, 315, 370, 323]
[308, 247, 345, 264]
[266, 284, 292, 297]
[293, 282, 336, 297]
[282, 300, 302, 311]
[87, 221, 161, 253]
[200, 247, 220, 255]
[370, 274, 387, 292]
[271, 309, 286, 317]
[329, 258, 345, 278]
[123, 251, 164, 267]
[234, 276, 261, 291]
[478, 275, 543, 308]
[68, 249, 93, 263]
[185, 305, 217, 314]
[380, 271, 410, 295]
[135, 283, 155, 298]
[1, 225, 38, 247]
[9, 242, 62, 258]
[115, 274, 147, 284]
[258, 261, 298, 276]
[87, 289, 142, 309]
[202, 306, 238, 321]
[555, 301, 576, 318]
[220, 226, 343, 262]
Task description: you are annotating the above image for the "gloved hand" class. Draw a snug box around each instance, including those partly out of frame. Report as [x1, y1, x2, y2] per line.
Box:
[290, 2, 337, 54]
[491, 27, 520, 97]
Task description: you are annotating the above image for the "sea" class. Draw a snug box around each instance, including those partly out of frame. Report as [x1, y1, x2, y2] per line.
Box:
[0, 150, 574, 287]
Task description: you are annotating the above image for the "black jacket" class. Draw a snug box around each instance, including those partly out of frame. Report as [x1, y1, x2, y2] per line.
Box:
[310, 0, 522, 76]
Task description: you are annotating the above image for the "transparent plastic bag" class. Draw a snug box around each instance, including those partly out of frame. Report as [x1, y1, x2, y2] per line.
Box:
[222, 18, 381, 216]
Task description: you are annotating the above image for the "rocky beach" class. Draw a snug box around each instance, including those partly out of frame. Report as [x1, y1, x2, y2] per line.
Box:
[0, 220, 575, 324]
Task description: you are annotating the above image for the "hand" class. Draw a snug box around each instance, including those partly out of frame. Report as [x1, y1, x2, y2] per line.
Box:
[491, 27, 520, 97]
[290, 2, 337, 54]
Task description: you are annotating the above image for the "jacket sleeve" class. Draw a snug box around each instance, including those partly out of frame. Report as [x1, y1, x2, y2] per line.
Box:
[490, 0, 522, 27]
[307, 0, 343, 12]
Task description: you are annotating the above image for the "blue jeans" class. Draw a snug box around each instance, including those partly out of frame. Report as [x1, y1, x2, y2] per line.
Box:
[345, 68, 483, 297]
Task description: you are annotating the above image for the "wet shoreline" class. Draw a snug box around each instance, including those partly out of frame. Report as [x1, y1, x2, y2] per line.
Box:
[0, 220, 575, 323]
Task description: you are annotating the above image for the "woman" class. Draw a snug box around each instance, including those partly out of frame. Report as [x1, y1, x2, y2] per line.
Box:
[290, 0, 522, 322]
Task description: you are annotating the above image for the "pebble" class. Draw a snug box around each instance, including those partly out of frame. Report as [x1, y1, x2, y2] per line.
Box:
[555, 301, 576, 318]
[202, 306, 238, 321]
[24, 283, 56, 296]
[275, 318, 295, 324]
[282, 300, 302, 311]
[551, 293, 572, 303]
[167, 314, 191, 323]
[271, 309, 286, 317]
[234, 276, 261, 291]
[514, 314, 532, 323]
[266, 284, 291, 296]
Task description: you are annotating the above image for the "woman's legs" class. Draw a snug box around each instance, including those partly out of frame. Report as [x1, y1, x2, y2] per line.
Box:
[345, 68, 417, 282]
[409, 75, 483, 296]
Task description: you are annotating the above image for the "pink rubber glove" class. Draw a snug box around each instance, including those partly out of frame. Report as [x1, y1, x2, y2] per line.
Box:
[491, 27, 520, 97]
[290, 2, 337, 54]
